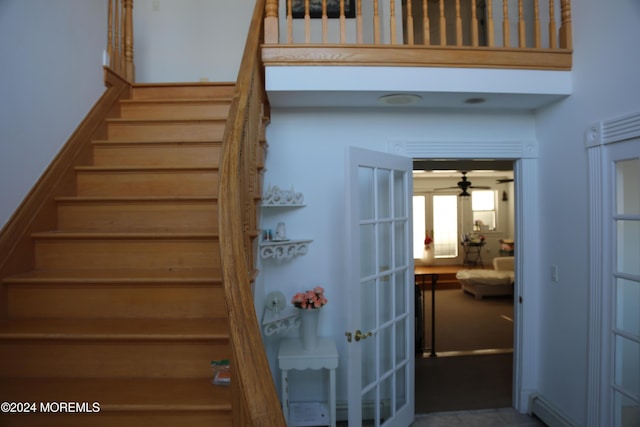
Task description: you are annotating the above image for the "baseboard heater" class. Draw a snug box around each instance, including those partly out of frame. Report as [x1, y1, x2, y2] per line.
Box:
[530, 394, 576, 427]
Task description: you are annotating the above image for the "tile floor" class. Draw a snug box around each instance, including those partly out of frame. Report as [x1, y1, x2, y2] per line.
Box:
[412, 408, 546, 426]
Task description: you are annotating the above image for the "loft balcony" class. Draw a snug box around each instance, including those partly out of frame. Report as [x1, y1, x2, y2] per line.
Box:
[261, 0, 573, 109]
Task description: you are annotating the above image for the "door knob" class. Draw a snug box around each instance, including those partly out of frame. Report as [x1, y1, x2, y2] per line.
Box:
[355, 329, 372, 342]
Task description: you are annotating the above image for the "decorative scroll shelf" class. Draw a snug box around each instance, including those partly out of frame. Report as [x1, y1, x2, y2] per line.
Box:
[262, 185, 304, 206]
[259, 239, 312, 260]
[262, 306, 300, 337]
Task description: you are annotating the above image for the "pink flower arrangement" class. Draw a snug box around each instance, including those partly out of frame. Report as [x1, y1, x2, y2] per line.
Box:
[424, 232, 433, 250]
[291, 286, 328, 310]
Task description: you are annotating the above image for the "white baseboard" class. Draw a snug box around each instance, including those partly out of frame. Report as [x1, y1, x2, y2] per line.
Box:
[529, 394, 576, 427]
[335, 399, 391, 422]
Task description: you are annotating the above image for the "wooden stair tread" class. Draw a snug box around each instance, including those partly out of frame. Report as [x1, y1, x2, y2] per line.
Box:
[0, 318, 229, 339]
[107, 117, 227, 123]
[4, 268, 222, 283]
[55, 196, 218, 202]
[0, 378, 231, 410]
[75, 165, 219, 172]
[32, 231, 218, 239]
[92, 139, 223, 145]
[132, 82, 234, 88]
[120, 98, 233, 104]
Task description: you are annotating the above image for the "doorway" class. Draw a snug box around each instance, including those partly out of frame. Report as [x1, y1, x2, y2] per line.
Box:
[412, 160, 515, 413]
[390, 136, 540, 414]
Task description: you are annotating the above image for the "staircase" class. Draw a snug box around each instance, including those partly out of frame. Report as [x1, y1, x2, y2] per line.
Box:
[0, 83, 244, 426]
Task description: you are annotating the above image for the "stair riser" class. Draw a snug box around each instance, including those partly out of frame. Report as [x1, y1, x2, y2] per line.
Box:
[120, 101, 231, 119]
[57, 202, 218, 233]
[0, 340, 229, 378]
[7, 285, 225, 319]
[1, 411, 231, 427]
[107, 121, 225, 141]
[76, 170, 218, 197]
[131, 84, 235, 100]
[93, 143, 220, 167]
[34, 240, 220, 270]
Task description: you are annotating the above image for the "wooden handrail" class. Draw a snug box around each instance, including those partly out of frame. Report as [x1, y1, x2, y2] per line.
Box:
[219, 0, 286, 425]
[107, 0, 135, 82]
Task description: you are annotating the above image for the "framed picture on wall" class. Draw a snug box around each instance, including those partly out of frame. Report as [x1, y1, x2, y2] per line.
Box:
[289, 0, 356, 19]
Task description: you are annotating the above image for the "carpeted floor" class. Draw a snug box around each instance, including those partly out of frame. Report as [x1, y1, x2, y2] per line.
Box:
[415, 285, 515, 414]
[419, 287, 514, 354]
[415, 352, 513, 413]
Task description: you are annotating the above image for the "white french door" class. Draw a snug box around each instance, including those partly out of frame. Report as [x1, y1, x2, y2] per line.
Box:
[345, 147, 414, 427]
[606, 139, 640, 427]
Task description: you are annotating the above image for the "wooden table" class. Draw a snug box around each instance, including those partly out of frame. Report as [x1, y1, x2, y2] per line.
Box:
[414, 265, 459, 357]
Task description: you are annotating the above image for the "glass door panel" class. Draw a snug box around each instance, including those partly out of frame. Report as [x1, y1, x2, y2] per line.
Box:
[377, 169, 391, 218]
[616, 278, 640, 337]
[360, 167, 375, 220]
[614, 393, 640, 427]
[616, 159, 640, 215]
[616, 220, 640, 276]
[615, 336, 640, 397]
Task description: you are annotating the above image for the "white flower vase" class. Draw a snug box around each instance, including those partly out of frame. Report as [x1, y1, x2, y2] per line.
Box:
[299, 308, 320, 351]
[424, 248, 434, 266]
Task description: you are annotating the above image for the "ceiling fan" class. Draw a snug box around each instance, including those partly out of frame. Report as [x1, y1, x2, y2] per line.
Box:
[434, 171, 490, 197]
[496, 178, 514, 184]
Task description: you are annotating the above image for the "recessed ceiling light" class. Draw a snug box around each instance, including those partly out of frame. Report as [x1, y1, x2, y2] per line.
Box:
[378, 94, 422, 105]
[464, 97, 486, 105]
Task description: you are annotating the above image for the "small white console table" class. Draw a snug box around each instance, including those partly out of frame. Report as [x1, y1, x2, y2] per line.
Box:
[277, 337, 338, 427]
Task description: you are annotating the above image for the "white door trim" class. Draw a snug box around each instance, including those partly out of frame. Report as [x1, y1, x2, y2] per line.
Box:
[389, 137, 540, 413]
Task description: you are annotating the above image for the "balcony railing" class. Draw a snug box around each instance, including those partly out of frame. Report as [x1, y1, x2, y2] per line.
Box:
[263, 0, 572, 70]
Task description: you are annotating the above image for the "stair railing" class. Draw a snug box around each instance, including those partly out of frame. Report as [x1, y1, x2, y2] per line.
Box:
[107, 0, 135, 82]
[219, 0, 286, 425]
[265, 0, 571, 49]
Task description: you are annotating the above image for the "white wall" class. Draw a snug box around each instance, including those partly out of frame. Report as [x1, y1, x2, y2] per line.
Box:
[534, 1, 640, 425]
[0, 0, 107, 230]
[261, 108, 535, 403]
[133, 0, 253, 82]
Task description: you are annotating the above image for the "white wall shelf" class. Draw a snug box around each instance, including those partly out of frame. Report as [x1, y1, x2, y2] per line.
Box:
[262, 306, 300, 336]
[262, 185, 304, 206]
[262, 203, 306, 208]
[260, 185, 310, 260]
[259, 239, 312, 260]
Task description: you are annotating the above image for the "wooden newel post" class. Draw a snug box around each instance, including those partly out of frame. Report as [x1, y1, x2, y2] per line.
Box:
[123, 0, 135, 82]
[559, 0, 572, 49]
[107, 0, 113, 68]
[264, 0, 279, 44]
